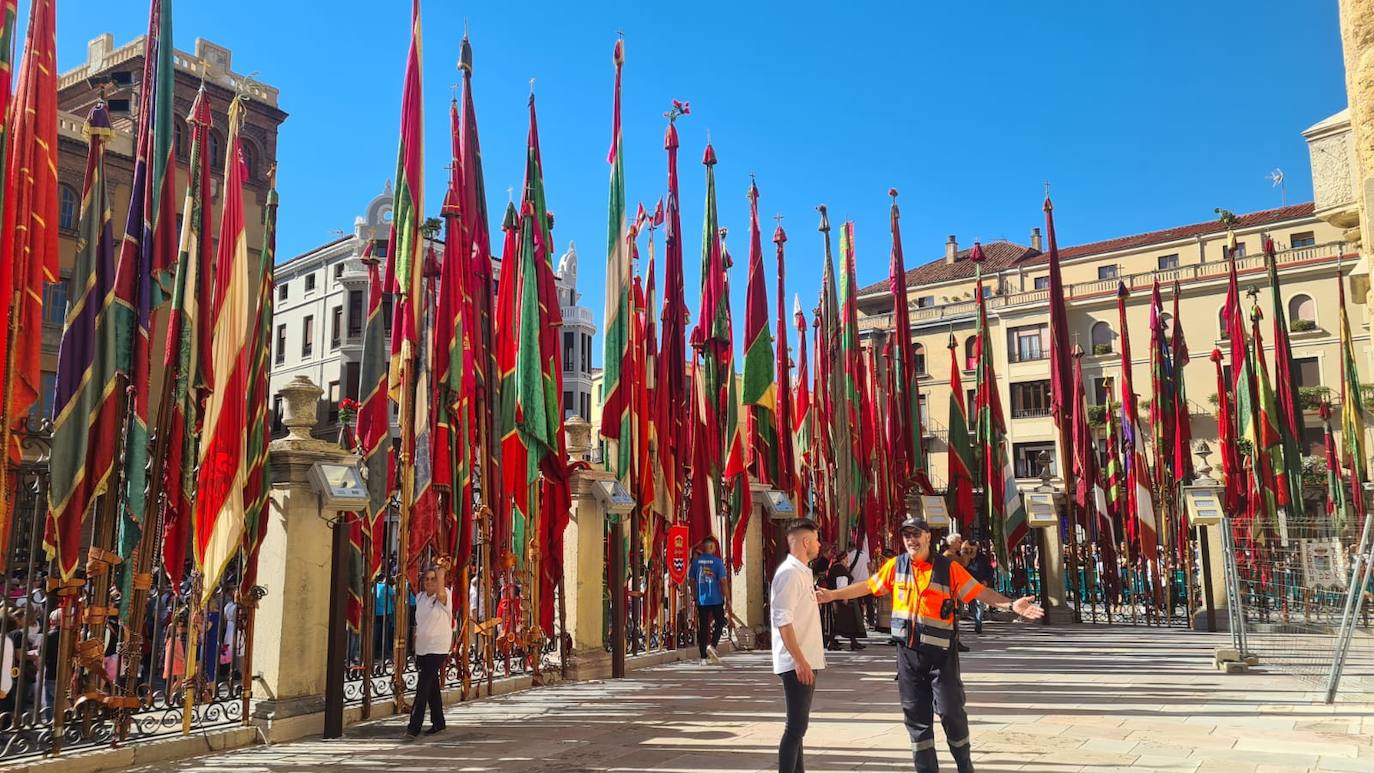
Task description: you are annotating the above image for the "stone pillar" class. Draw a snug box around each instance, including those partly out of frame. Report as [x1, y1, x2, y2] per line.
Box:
[251, 376, 354, 727]
[1198, 521, 1231, 631]
[729, 484, 769, 634]
[1039, 521, 1071, 623]
[563, 419, 612, 680]
[1340, 0, 1374, 259]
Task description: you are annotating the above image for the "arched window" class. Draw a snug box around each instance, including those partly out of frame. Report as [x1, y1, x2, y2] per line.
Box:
[913, 342, 926, 376]
[1289, 294, 1316, 330]
[208, 130, 224, 170]
[59, 184, 79, 231]
[174, 119, 187, 159]
[964, 335, 977, 371]
[1091, 321, 1113, 355]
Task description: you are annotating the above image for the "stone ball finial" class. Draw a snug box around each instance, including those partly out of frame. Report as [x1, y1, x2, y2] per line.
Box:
[279, 375, 324, 441]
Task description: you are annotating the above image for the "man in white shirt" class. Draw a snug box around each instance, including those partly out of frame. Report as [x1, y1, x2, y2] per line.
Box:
[846, 535, 873, 629]
[406, 563, 455, 739]
[770, 518, 825, 773]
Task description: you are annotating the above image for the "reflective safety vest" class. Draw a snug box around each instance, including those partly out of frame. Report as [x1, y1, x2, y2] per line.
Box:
[869, 553, 985, 656]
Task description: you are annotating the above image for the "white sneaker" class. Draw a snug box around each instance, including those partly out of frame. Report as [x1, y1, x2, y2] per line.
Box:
[699, 658, 709, 666]
[706, 645, 721, 664]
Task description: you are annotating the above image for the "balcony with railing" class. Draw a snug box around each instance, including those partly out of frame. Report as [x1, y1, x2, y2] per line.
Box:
[859, 241, 1348, 333]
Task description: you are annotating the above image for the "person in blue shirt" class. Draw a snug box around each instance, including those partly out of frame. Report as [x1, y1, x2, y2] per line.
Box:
[691, 537, 729, 665]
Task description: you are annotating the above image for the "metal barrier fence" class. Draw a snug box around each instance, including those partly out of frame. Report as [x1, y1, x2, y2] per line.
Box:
[1228, 498, 1374, 702]
[0, 420, 248, 763]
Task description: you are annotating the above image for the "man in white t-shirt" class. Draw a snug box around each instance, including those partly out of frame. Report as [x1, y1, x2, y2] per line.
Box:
[770, 518, 825, 773]
[846, 534, 873, 629]
[406, 563, 455, 739]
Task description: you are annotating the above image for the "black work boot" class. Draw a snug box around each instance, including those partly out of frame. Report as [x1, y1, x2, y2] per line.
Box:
[949, 742, 975, 773]
[913, 744, 940, 772]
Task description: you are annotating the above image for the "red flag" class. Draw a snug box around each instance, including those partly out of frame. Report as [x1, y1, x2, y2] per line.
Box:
[1044, 196, 1073, 473]
[774, 222, 795, 495]
[658, 106, 690, 525]
[0, 0, 58, 448]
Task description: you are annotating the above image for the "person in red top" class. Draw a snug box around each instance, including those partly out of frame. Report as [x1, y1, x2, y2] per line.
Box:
[819, 516, 1043, 773]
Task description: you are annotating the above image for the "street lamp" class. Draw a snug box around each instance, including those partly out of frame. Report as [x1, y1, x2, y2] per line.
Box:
[1182, 442, 1223, 633]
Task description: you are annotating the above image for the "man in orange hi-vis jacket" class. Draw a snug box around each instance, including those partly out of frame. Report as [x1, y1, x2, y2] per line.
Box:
[819, 516, 1043, 773]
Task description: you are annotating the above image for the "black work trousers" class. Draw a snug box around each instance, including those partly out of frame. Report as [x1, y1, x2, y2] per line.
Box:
[897, 642, 973, 773]
[407, 653, 446, 735]
[778, 668, 815, 773]
[696, 603, 725, 658]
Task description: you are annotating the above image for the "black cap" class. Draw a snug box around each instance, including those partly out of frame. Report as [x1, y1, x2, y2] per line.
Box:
[899, 516, 931, 534]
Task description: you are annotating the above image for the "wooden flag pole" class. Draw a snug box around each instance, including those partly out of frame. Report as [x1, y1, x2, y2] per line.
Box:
[181, 577, 204, 735]
[238, 586, 263, 726]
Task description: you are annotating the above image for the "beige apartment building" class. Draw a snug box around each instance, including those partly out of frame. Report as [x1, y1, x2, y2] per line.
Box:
[855, 108, 1366, 493]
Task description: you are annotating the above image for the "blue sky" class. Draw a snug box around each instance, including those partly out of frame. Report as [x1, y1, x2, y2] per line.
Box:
[35, 1, 1346, 364]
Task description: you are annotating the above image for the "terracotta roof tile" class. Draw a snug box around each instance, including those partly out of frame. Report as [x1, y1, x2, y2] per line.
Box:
[858, 202, 1316, 297]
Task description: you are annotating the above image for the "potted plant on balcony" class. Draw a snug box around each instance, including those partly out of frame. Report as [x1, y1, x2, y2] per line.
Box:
[1290, 318, 1318, 333]
[1093, 343, 1112, 356]
[1297, 386, 1329, 411]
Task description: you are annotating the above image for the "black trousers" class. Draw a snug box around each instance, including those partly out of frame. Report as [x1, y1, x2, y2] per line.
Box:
[778, 669, 815, 773]
[407, 653, 446, 734]
[897, 642, 973, 773]
[696, 603, 725, 658]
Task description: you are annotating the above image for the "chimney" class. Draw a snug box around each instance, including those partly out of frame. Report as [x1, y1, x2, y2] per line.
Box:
[945, 235, 958, 264]
[1031, 227, 1043, 252]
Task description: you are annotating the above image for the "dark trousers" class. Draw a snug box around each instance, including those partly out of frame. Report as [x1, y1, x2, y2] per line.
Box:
[778, 669, 815, 773]
[897, 643, 973, 773]
[407, 653, 446, 734]
[696, 603, 725, 658]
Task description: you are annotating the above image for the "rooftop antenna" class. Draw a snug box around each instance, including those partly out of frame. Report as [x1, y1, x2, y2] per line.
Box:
[1268, 168, 1286, 206]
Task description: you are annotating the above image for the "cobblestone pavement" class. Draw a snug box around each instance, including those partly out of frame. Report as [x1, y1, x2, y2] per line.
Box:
[138, 620, 1374, 772]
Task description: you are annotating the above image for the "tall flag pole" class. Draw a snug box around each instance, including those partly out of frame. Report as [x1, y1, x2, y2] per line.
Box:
[1148, 280, 1174, 559]
[774, 218, 795, 496]
[384, 0, 424, 703]
[1170, 281, 1194, 559]
[0, 0, 56, 563]
[889, 189, 925, 493]
[111, 0, 175, 596]
[811, 295, 830, 531]
[434, 110, 468, 566]
[1115, 282, 1158, 563]
[1220, 222, 1250, 519]
[1263, 237, 1306, 520]
[457, 32, 497, 569]
[659, 101, 689, 526]
[1211, 347, 1242, 516]
[601, 39, 633, 487]
[1338, 264, 1367, 528]
[690, 143, 728, 544]
[792, 297, 811, 513]
[816, 208, 842, 541]
[836, 220, 865, 551]
[45, 102, 116, 582]
[742, 179, 777, 484]
[1247, 304, 1287, 545]
[946, 331, 974, 532]
[155, 88, 214, 592]
[357, 240, 389, 582]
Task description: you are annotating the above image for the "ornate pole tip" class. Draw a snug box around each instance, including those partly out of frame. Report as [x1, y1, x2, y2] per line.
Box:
[888, 187, 898, 200]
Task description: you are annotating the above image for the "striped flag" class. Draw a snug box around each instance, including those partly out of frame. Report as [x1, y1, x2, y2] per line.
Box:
[194, 97, 252, 603]
[658, 106, 690, 526]
[44, 103, 117, 581]
[836, 221, 865, 551]
[113, 0, 176, 575]
[816, 211, 842, 541]
[434, 102, 469, 563]
[385, 0, 425, 403]
[600, 39, 633, 485]
[742, 180, 777, 485]
[889, 192, 924, 490]
[773, 221, 795, 496]
[157, 88, 215, 589]
[240, 174, 279, 591]
[1, 0, 57, 457]
[1264, 238, 1305, 515]
[690, 144, 729, 541]
[946, 332, 975, 531]
[792, 297, 811, 512]
[1247, 308, 1287, 544]
[1116, 282, 1158, 562]
[972, 248, 1026, 563]
[358, 242, 391, 579]
[1320, 402, 1348, 530]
